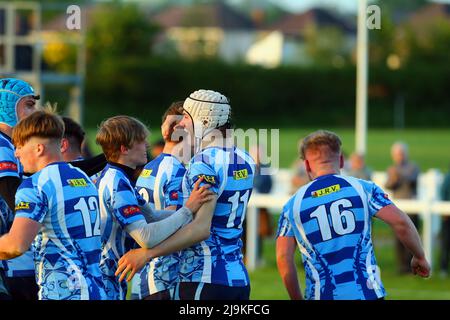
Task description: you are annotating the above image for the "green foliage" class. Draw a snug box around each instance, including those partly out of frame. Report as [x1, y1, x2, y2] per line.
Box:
[86, 3, 160, 68]
[85, 57, 450, 129]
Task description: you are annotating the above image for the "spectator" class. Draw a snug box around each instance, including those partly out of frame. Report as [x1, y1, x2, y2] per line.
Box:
[347, 152, 372, 180]
[440, 166, 450, 277]
[385, 141, 420, 274]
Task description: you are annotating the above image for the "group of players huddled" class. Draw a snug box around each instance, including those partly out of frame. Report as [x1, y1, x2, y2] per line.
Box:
[0, 78, 254, 300]
[0, 77, 430, 301]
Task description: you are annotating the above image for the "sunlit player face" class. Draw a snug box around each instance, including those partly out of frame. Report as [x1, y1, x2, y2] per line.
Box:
[126, 139, 149, 168]
[15, 138, 40, 173]
[16, 96, 38, 121]
[176, 112, 195, 156]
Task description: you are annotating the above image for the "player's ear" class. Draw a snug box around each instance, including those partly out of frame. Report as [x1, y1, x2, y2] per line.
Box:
[304, 159, 311, 173]
[339, 153, 344, 169]
[120, 145, 128, 155]
[36, 143, 45, 156]
[61, 138, 69, 154]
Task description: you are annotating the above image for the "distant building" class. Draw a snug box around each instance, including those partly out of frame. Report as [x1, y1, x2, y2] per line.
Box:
[151, 2, 256, 62]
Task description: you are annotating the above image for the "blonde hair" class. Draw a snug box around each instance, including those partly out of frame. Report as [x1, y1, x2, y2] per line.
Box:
[96, 115, 149, 162]
[12, 106, 64, 147]
[299, 130, 342, 160]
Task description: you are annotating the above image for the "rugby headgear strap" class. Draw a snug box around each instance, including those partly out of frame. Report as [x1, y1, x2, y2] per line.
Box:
[183, 89, 231, 153]
[0, 78, 37, 127]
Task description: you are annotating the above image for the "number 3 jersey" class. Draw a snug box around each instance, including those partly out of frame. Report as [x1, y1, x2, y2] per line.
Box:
[277, 174, 393, 300]
[178, 146, 255, 287]
[14, 162, 106, 300]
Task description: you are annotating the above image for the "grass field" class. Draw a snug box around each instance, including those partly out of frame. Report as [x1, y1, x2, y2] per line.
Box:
[86, 127, 450, 299]
[87, 127, 450, 171]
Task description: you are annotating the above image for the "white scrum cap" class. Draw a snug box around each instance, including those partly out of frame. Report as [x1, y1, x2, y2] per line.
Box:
[183, 89, 230, 130]
[183, 89, 231, 153]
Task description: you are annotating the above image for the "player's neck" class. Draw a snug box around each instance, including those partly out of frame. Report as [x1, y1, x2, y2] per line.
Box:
[312, 167, 341, 180]
[0, 123, 13, 138]
[62, 150, 82, 162]
[201, 135, 233, 150]
[38, 153, 64, 171]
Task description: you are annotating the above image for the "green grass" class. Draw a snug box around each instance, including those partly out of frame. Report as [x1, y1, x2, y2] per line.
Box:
[86, 127, 450, 171]
[249, 217, 450, 300]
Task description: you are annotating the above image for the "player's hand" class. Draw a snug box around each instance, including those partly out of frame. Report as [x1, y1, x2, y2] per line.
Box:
[115, 248, 153, 282]
[185, 177, 215, 213]
[411, 255, 431, 278]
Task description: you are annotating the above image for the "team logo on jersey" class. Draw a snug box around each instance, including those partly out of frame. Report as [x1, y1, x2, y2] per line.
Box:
[197, 174, 216, 185]
[311, 184, 341, 198]
[169, 191, 178, 200]
[233, 169, 248, 180]
[15, 201, 33, 212]
[67, 178, 88, 187]
[120, 205, 142, 217]
[140, 169, 152, 178]
[0, 161, 18, 172]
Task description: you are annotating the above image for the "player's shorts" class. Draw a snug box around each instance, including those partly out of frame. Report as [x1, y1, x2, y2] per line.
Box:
[174, 282, 250, 300]
[5, 276, 38, 300]
[143, 288, 172, 300]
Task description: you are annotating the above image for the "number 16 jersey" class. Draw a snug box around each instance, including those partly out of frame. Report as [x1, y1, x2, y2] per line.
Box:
[277, 174, 392, 300]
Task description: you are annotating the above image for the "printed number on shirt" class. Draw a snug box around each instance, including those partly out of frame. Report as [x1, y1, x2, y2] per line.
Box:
[226, 190, 250, 228]
[138, 188, 150, 203]
[310, 199, 356, 241]
[74, 197, 101, 237]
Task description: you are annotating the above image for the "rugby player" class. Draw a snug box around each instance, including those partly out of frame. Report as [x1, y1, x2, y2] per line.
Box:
[116, 90, 256, 300]
[276, 130, 430, 300]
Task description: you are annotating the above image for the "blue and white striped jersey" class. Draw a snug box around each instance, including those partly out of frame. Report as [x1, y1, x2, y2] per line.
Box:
[134, 153, 186, 299]
[0, 132, 35, 278]
[96, 163, 146, 300]
[277, 174, 392, 300]
[178, 146, 255, 287]
[14, 162, 106, 300]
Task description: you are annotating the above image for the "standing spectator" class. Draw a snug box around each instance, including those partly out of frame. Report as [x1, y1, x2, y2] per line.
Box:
[440, 166, 450, 277]
[347, 152, 372, 181]
[385, 141, 420, 274]
[246, 145, 273, 261]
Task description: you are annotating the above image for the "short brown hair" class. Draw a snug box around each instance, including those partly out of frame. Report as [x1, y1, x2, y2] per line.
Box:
[299, 130, 342, 160]
[96, 115, 149, 162]
[12, 108, 64, 147]
[62, 116, 85, 152]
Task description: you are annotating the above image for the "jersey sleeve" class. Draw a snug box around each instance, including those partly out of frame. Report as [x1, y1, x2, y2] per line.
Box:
[14, 179, 48, 223]
[112, 178, 146, 228]
[0, 144, 20, 179]
[368, 182, 393, 217]
[187, 161, 220, 195]
[164, 166, 185, 208]
[276, 200, 294, 238]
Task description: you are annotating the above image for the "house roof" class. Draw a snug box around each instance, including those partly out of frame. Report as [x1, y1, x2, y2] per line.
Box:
[151, 2, 255, 30]
[405, 3, 450, 26]
[268, 8, 356, 37]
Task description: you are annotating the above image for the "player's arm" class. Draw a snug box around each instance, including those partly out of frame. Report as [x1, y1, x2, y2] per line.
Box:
[116, 195, 217, 282]
[125, 178, 214, 249]
[375, 204, 430, 277]
[0, 217, 40, 260]
[276, 236, 303, 300]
